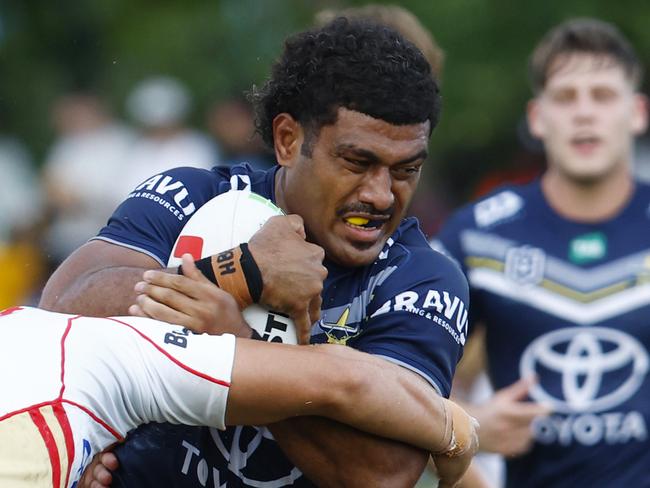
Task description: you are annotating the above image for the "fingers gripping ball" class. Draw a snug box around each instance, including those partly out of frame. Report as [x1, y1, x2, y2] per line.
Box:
[168, 190, 297, 344]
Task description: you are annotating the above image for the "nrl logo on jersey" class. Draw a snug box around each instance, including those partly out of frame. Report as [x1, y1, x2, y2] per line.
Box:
[371, 289, 469, 345]
[127, 174, 196, 221]
[505, 245, 546, 286]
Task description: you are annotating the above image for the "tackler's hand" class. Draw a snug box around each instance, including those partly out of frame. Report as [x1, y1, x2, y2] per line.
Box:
[130, 254, 251, 338]
[248, 215, 327, 344]
[79, 450, 119, 488]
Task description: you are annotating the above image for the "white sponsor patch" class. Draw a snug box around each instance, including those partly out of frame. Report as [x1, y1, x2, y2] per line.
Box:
[473, 190, 523, 228]
[128, 174, 196, 221]
[371, 289, 469, 345]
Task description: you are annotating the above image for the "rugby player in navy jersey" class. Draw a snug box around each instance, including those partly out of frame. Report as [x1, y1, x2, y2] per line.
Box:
[432, 18, 650, 487]
[41, 18, 477, 487]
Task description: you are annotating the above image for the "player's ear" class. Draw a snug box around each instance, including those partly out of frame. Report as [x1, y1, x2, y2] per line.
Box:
[273, 113, 304, 168]
[526, 98, 546, 139]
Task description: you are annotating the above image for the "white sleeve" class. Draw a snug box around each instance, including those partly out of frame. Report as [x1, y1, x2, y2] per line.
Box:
[66, 315, 236, 436]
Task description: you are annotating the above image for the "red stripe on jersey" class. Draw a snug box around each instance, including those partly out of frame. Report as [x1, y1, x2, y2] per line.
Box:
[58, 316, 78, 398]
[53, 402, 75, 488]
[0, 306, 23, 317]
[107, 317, 231, 388]
[0, 400, 61, 422]
[29, 407, 62, 488]
[62, 399, 124, 441]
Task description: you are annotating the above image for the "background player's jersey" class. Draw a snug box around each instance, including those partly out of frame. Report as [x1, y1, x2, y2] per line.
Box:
[433, 179, 650, 487]
[96, 163, 468, 487]
[0, 307, 234, 488]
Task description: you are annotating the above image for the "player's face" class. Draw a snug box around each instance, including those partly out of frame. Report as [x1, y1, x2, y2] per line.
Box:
[527, 54, 647, 184]
[275, 108, 429, 267]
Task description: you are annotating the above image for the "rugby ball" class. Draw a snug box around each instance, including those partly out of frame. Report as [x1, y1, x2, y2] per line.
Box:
[168, 190, 297, 344]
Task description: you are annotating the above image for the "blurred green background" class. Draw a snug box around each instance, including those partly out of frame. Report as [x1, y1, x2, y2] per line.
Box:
[1, 0, 649, 201]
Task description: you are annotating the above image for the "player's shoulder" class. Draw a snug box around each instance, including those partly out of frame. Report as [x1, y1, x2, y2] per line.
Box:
[124, 163, 276, 215]
[380, 217, 468, 290]
[634, 179, 650, 205]
[620, 179, 650, 227]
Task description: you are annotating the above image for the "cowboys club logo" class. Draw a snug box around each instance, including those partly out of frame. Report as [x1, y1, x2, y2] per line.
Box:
[207, 426, 303, 486]
[520, 327, 649, 414]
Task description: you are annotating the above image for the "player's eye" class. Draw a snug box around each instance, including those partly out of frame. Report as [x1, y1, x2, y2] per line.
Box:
[550, 89, 575, 104]
[592, 87, 617, 103]
[392, 165, 421, 179]
[343, 157, 370, 171]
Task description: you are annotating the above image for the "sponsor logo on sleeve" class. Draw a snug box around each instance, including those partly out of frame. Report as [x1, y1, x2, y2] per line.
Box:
[371, 289, 469, 345]
[127, 174, 196, 221]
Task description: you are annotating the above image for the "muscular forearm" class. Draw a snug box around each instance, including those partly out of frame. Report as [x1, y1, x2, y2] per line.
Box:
[40, 266, 149, 316]
[245, 344, 470, 486]
[39, 240, 163, 316]
[270, 417, 429, 488]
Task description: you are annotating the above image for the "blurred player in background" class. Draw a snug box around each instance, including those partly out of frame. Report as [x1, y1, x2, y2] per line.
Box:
[0, 112, 45, 308]
[206, 94, 275, 169]
[42, 17, 475, 487]
[314, 3, 445, 78]
[42, 92, 135, 266]
[121, 75, 217, 194]
[432, 18, 650, 487]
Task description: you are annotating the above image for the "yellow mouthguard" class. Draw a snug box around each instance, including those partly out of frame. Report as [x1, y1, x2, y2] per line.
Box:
[346, 217, 370, 226]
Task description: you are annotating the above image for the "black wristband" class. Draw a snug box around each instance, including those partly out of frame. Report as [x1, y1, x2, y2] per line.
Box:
[178, 256, 219, 285]
[239, 243, 264, 303]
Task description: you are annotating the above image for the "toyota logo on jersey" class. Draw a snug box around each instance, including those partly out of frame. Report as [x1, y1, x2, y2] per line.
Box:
[520, 327, 648, 414]
[520, 327, 649, 447]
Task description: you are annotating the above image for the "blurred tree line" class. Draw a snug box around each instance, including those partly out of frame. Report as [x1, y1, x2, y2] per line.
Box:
[1, 0, 649, 202]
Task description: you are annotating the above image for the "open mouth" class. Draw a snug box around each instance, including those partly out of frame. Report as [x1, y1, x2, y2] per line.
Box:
[571, 135, 601, 151]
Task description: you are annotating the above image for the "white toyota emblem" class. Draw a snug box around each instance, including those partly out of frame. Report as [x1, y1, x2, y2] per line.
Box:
[520, 327, 649, 413]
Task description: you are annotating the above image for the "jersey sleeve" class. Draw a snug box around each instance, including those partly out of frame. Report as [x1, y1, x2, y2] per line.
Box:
[81, 316, 236, 433]
[93, 167, 221, 265]
[355, 247, 470, 397]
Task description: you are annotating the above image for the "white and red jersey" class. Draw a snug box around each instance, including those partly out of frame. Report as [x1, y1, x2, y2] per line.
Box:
[0, 306, 235, 488]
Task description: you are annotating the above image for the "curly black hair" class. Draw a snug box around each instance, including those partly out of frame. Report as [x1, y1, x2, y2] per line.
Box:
[249, 17, 441, 152]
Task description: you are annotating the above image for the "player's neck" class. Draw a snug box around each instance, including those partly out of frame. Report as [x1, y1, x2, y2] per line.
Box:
[541, 167, 634, 223]
[274, 167, 289, 214]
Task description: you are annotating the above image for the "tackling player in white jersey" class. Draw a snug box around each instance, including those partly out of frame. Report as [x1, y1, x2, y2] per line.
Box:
[0, 299, 477, 488]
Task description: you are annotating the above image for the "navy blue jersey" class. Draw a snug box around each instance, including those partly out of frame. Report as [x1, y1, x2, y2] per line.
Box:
[95, 163, 468, 487]
[433, 179, 650, 488]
